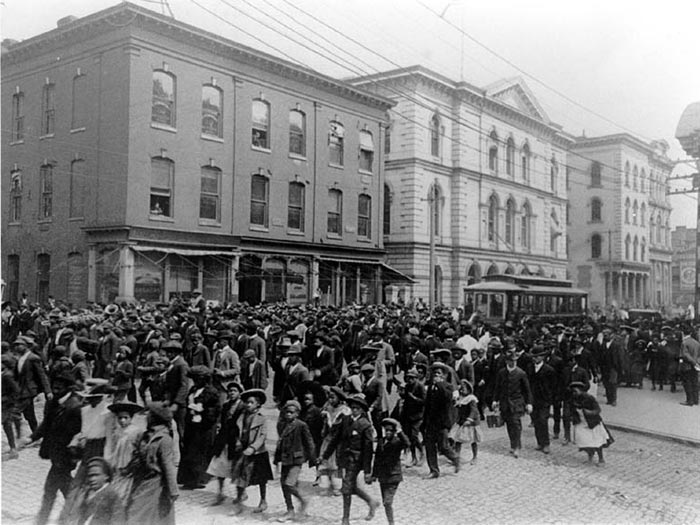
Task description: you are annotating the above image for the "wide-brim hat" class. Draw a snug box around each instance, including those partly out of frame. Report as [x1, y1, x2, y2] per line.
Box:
[243, 349, 256, 360]
[429, 361, 450, 374]
[147, 401, 173, 423]
[326, 385, 347, 401]
[346, 393, 368, 410]
[430, 348, 451, 358]
[450, 346, 467, 355]
[347, 360, 361, 370]
[162, 340, 182, 351]
[277, 336, 293, 348]
[460, 379, 474, 394]
[361, 344, 380, 353]
[241, 388, 267, 405]
[531, 345, 548, 357]
[107, 401, 144, 416]
[78, 378, 112, 397]
[381, 417, 401, 430]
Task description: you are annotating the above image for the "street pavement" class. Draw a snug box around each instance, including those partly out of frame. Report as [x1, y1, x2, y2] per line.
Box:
[3, 396, 700, 525]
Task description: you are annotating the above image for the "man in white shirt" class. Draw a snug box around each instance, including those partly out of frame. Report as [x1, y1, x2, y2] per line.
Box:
[455, 324, 478, 363]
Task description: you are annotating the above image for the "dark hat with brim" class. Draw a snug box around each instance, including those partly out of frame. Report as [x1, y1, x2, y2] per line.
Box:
[531, 345, 548, 357]
[225, 381, 244, 393]
[488, 337, 503, 349]
[108, 401, 144, 416]
[241, 388, 267, 405]
[568, 381, 587, 390]
[361, 344, 380, 353]
[52, 370, 76, 386]
[450, 346, 467, 355]
[346, 393, 368, 410]
[326, 385, 346, 401]
[162, 340, 182, 351]
[429, 362, 450, 374]
[78, 378, 112, 397]
[347, 361, 361, 370]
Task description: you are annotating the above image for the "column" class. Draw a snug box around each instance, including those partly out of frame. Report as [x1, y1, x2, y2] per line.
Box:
[117, 244, 135, 302]
[355, 266, 361, 304]
[197, 259, 204, 292]
[604, 271, 610, 306]
[230, 255, 240, 303]
[375, 265, 382, 305]
[620, 272, 626, 305]
[311, 258, 320, 300]
[87, 245, 97, 303]
[337, 263, 343, 306]
[260, 256, 267, 302]
[632, 273, 637, 307]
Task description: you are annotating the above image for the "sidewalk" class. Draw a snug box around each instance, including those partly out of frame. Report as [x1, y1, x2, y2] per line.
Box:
[594, 382, 700, 446]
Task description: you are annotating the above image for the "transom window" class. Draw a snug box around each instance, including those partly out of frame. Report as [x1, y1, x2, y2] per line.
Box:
[252, 99, 270, 149]
[152, 71, 176, 127]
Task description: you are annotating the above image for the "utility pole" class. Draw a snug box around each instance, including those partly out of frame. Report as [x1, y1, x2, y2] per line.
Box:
[608, 229, 612, 306]
[428, 183, 437, 311]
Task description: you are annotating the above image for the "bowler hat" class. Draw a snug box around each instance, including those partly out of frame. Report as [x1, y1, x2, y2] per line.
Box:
[531, 345, 548, 357]
[241, 388, 267, 405]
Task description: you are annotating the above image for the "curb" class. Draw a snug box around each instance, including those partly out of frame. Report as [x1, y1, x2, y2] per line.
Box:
[604, 422, 700, 448]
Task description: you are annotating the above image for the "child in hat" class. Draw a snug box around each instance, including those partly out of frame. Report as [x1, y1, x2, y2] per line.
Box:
[274, 400, 317, 522]
[370, 418, 410, 525]
[319, 386, 351, 496]
[449, 380, 481, 465]
[104, 401, 144, 499]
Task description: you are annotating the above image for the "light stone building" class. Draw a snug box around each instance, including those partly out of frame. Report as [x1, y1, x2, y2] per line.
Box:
[567, 134, 673, 310]
[350, 66, 571, 307]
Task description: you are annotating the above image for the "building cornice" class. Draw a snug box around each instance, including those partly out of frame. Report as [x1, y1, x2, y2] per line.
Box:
[2, 2, 394, 111]
[572, 133, 674, 169]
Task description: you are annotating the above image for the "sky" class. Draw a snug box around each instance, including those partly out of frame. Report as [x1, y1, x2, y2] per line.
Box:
[3, 0, 699, 227]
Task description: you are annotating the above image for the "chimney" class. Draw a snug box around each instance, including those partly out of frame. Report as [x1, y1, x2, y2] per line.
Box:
[57, 15, 78, 27]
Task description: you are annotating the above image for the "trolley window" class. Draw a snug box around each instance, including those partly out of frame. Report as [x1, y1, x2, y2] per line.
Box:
[490, 293, 504, 318]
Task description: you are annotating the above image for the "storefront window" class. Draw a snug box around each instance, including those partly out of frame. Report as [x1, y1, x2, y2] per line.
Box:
[203, 258, 227, 303]
[134, 253, 163, 303]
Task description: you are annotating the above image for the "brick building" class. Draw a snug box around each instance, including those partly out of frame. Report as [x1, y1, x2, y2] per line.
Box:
[350, 66, 571, 307]
[567, 134, 673, 309]
[1, 3, 408, 307]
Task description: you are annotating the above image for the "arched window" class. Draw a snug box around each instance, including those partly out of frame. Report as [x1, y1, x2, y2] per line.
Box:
[591, 197, 602, 222]
[506, 137, 515, 176]
[359, 130, 374, 172]
[252, 99, 270, 149]
[624, 161, 630, 187]
[289, 109, 306, 156]
[625, 198, 630, 224]
[488, 194, 498, 243]
[633, 165, 638, 190]
[467, 263, 481, 285]
[521, 143, 530, 181]
[487, 263, 499, 276]
[640, 202, 646, 226]
[152, 70, 176, 127]
[591, 161, 602, 187]
[202, 84, 223, 137]
[632, 200, 638, 225]
[430, 114, 441, 157]
[505, 198, 515, 245]
[550, 157, 558, 192]
[488, 130, 498, 173]
[633, 235, 639, 261]
[521, 201, 531, 250]
[641, 237, 646, 262]
[591, 234, 602, 259]
[640, 168, 646, 192]
[329, 121, 344, 165]
[625, 234, 631, 260]
[429, 184, 443, 237]
[383, 184, 391, 235]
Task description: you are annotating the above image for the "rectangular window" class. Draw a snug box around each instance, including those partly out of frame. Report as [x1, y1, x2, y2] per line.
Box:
[9, 170, 22, 222]
[12, 93, 24, 141]
[200, 166, 221, 221]
[42, 83, 55, 135]
[36, 254, 51, 305]
[202, 85, 222, 137]
[329, 121, 344, 166]
[252, 100, 270, 149]
[250, 175, 269, 227]
[328, 190, 342, 235]
[39, 165, 53, 219]
[289, 110, 306, 156]
[150, 158, 173, 217]
[69, 160, 85, 218]
[6, 255, 20, 304]
[358, 194, 371, 238]
[359, 130, 374, 172]
[152, 71, 176, 127]
[71, 74, 88, 130]
[288, 182, 305, 232]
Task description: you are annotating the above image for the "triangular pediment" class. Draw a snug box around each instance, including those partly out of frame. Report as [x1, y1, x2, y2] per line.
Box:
[485, 77, 549, 123]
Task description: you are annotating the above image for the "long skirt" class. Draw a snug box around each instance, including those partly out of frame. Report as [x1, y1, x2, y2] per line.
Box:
[177, 423, 215, 486]
[231, 451, 273, 488]
[448, 422, 483, 445]
[573, 421, 614, 450]
[127, 475, 175, 525]
[206, 445, 233, 479]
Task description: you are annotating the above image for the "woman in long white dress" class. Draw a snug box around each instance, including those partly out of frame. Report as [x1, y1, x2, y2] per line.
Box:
[569, 381, 614, 465]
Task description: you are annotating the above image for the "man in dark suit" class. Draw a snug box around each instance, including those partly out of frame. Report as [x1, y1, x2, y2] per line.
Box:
[310, 333, 338, 386]
[399, 370, 425, 465]
[527, 345, 557, 454]
[163, 340, 190, 444]
[492, 348, 532, 457]
[13, 335, 52, 436]
[680, 325, 700, 406]
[451, 347, 474, 384]
[422, 362, 460, 478]
[282, 344, 310, 403]
[598, 327, 623, 406]
[24, 370, 81, 525]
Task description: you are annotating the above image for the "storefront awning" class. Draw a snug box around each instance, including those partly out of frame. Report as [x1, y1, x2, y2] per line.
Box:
[380, 263, 416, 284]
[131, 246, 237, 257]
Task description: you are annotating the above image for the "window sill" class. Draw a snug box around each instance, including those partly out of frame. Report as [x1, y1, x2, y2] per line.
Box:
[149, 215, 174, 222]
[68, 217, 84, 222]
[287, 230, 305, 236]
[37, 218, 53, 224]
[201, 134, 224, 143]
[249, 225, 269, 232]
[359, 169, 373, 176]
[39, 134, 55, 140]
[70, 127, 86, 134]
[357, 237, 372, 243]
[251, 145, 271, 154]
[326, 233, 342, 240]
[329, 163, 344, 170]
[289, 153, 307, 161]
[9, 140, 24, 146]
[198, 219, 221, 227]
[7, 221, 21, 226]
[151, 123, 177, 134]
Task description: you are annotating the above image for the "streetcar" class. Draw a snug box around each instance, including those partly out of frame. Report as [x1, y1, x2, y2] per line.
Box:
[463, 274, 588, 322]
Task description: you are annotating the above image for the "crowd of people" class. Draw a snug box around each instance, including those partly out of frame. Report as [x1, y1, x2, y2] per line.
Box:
[2, 293, 700, 525]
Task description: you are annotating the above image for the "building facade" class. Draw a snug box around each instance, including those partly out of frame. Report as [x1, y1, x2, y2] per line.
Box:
[567, 135, 673, 310]
[350, 67, 571, 307]
[1, 3, 405, 307]
[671, 226, 696, 310]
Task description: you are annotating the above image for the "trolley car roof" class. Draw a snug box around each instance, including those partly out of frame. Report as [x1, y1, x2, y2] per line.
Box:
[464, 281, 587, 295]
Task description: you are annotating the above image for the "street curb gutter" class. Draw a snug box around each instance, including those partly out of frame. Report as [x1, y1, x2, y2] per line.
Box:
[605, 423, 700, 448]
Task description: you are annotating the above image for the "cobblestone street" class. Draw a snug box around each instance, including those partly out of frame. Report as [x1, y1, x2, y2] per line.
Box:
[3, 415, 699, 525]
